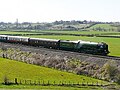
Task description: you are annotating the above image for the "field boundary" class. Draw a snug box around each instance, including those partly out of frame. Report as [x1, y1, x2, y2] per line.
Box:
[1, 32, 120, 38]
[3, 78, 111, 87]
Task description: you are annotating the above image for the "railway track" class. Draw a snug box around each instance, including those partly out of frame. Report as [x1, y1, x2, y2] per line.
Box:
[0, 42, 120, 61]
[80, 54, 120, 61]
[96, 55, 120, 60]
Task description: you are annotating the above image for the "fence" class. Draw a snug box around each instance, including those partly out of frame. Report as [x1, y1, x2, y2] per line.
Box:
[3, 78, 110, 87]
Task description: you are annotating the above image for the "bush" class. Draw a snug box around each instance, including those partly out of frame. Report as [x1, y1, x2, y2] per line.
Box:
[99, 60, 120, 82]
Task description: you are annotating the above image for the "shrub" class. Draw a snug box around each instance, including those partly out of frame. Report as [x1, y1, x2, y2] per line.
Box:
[99, 60, 120, 82]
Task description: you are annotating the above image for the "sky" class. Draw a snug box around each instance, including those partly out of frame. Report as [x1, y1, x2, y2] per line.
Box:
[0, 0, 120, 23]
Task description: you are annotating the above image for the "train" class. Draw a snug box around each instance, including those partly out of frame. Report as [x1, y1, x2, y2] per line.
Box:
[0, 35, 110, 55]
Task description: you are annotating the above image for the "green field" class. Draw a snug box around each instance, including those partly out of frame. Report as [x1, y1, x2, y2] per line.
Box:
[38, 30, 120, 35]
[0, 30, 120, 35]
[0, 58, 109, 89]
[0, 31, 35, 34]
[0, 85, 110, 90]
[89, 24, 117, 30]
[0, 58, 104, 83]
[26, 35, 120, 56]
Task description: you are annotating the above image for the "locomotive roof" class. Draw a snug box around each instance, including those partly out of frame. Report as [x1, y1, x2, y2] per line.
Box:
[79, 40, 98, 45]
[30, 38, 59, 42]
[60, 40, 99, 44]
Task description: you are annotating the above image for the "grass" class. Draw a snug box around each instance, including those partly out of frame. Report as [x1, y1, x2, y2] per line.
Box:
[0, 31, 38, 35]
[0, 30, 120, 35]
[26, 35, 120, 56]
[37, 30, 120, 35]
[89, 24, 117, 30]
[0, 84, 109, 90]
[0, 58, 106, 83]
[0, 57, 110, 89]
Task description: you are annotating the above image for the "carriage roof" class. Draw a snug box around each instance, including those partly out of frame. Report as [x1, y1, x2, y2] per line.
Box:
[30, 38, 59, 42]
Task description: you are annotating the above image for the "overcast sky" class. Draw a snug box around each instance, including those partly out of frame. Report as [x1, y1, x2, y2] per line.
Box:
[0, 0, 119, 22]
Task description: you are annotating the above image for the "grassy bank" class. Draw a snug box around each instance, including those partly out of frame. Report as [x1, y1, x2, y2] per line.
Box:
[0, 57, 110, 89]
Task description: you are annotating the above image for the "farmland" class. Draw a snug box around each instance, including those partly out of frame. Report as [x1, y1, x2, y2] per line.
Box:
[0, 57, 109, 89]
[0, 31, 39, 35]
[0, 30, 120, 36]
[38, 30, 120, 35]
[88, 24, 117, 31]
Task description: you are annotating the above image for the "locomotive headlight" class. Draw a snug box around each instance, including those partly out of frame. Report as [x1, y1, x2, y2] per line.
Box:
[100, 45, 103, 48]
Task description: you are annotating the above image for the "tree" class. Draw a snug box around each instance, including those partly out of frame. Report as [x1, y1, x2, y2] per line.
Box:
[117, 26, 120, 32]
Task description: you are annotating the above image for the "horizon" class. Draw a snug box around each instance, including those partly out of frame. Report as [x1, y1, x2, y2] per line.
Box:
[0, 0, 120, 23]
[1, 19, 120, 23]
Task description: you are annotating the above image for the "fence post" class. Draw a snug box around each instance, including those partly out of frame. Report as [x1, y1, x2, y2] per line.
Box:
[19, 80, 22, 84]
[87, 82, 88, 86]
[5, 53, 8, 59]
[101, 81, 102, 86]
[38, 81, 40, 85]
[64, 81, 66, 85]
[15, 78, 18, 84]
[73, 82, 75, 85]
[62, 81, 64, 85]
[30, 80, 32, 85]
[59, 81, 61, 86]
[82, 82, 84, 86]
[96, 81, 98, 86]
[54, 81, 55, 85]
[42, 80, 44, 85]
[34, 80, 36, 85]
[68, 81, 70, 85]
[25, 80, 27, 85]
[3, 53, 5, 58]
[92, 82, 94, 86]
[47, 80, 49, 85]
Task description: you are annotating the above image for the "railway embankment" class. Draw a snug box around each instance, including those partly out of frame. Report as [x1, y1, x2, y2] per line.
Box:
[0, 42, 120, 83]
